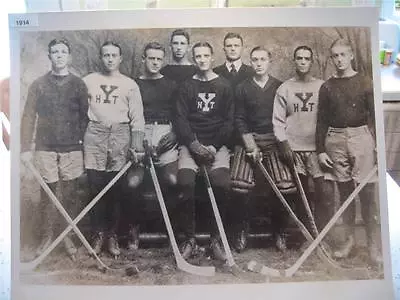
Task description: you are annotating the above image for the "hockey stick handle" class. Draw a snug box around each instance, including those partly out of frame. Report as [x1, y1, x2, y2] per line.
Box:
[202, 166, 235, 267]
[147, 157, 180, 258]
[291, 164, 319, 238]
[255, 159, 341, 267]
[144, 142, 215, 276]
[22, 159, 132, 270]
[286, 165, 378, 277]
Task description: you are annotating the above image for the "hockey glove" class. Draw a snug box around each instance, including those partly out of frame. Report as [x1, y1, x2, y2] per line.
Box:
[156, 131, 177, 155]
[189, 140, 216, 165]
[242, 133, 261, 162]
[278, 140, 295, 167]
[129, 131, 146, 164]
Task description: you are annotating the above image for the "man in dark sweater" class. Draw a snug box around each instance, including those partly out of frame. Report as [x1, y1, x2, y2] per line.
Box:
[316, 39, 381, 265]
[213, 32, 254, 89]
[21, 39, 89, 259]
[214, 32, 254, 253]
[235, 46, 296, 252]
[174, 42, 234, 261]
[125, 42, 178, 251]
[160, 29, 197, 84]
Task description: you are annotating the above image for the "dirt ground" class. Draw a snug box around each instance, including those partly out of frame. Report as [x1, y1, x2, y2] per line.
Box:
[19, 236, 384, 286]
[19, 173, 384, 286]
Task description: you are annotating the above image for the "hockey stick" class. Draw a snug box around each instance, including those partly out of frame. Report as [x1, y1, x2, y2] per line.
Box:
[20, 159, 137, 275]
[289, 162, 342, 268]
[202, 166, 242, 275]
[248, 158, 342, 275]
[145, 148, 215, 277]
[248, 164, 377, 277]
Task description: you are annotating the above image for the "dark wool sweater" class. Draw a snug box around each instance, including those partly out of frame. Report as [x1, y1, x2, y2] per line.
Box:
[21, 72, 89, 152]
[136, 77, 177, 123]
[213, 63, 254, 89]
[316, 73, 375, 154]
[160, 64, 197, 84]
[235, 76, 282, 135]
[174, 76, 234, 149]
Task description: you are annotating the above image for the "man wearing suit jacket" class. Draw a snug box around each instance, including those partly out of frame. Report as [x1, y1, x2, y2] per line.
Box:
[213, 32, 254, 89]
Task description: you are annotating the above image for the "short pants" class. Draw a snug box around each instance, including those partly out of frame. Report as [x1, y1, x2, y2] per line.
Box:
[35, 150, 84, 183]
[325, 125, 378, 183]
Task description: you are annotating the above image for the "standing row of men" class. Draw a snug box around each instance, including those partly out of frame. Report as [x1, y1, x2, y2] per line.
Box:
[21, 29, 381, 267]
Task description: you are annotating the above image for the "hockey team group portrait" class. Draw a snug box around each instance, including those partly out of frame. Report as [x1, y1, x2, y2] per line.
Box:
[17, 24, 385, 286]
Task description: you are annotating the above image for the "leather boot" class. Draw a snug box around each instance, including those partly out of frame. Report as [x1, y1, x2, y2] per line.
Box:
[210, 236, 226, 262]
[127, 224, 140, 251]
[234, 221, 249, 253]
[333, 227, 355, 259]
[275, 233, 288, 253]
[63, 235, 77, 260]
[91, 231, 105, 255]
[179, 237, 196, 260]
[108, 233, 121, 258]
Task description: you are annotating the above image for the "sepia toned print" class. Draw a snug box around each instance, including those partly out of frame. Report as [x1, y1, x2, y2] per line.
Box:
[18, 26, 383, 286]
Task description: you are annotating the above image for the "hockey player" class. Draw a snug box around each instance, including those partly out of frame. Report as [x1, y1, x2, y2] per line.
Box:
[21, 38, 89, 259]
[174, 42, 234, 261]
[125, 42, 178, 251]
[160, 29, 197, 83]
[316, 39, 381, 265]
[83, 41, 145, 258]
[235, 46, 295, 252]
[213, 32, 254, 89]
[273, 45, 335, 237]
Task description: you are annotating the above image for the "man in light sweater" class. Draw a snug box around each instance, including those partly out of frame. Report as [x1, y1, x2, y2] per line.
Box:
[83, 41, 145, 258]
[273, 45, 335, 240]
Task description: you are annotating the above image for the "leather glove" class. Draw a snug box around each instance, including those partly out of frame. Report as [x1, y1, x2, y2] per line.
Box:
[278, 140, 295, 166]
[242, 133, 261, 162]
[156, 131, 177, 155]
[189, 140, 216, 165]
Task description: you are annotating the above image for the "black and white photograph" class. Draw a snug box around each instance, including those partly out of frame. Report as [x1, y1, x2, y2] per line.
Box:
[10, 7, 394, 300]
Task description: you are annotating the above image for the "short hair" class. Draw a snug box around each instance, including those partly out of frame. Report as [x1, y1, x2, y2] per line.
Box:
[192, 42, 214, 57]
[250, 46, 272, 59]
[48, 38, 71, 53]
[100, 41, 122, 56]
[223, 32, 243, 46]
[170, 29, 190, 44]
[293, 45, 313, 60]
[143, 42, 165, 57]
[330, 38, 353, 52]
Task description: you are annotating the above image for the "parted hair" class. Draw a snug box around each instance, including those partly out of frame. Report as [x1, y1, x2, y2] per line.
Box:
[100, 41, 122, 56]
[250, 46, 272, 59]
[192, 41, 214, 57]
[143, 42, 166, 57]
[170, 29, 190, 44]
[48, 38, 71, 53]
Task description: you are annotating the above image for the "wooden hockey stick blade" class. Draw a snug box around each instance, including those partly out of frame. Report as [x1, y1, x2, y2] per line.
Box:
[202, 166, 241, 271]
[284, 165, 378, 277]
[247, 164, 378, 278]
[255, 159, 342, 270]
[148, 157, 215, 277]
[20, 159, 132, 272]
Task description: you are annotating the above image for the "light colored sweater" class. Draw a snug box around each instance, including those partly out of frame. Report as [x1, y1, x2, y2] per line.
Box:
[83, 72, 145, 132]
[273, 77, 324, 151]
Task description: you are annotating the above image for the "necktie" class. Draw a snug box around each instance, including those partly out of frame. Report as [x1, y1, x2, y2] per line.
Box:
[230, 63, 237, 75]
